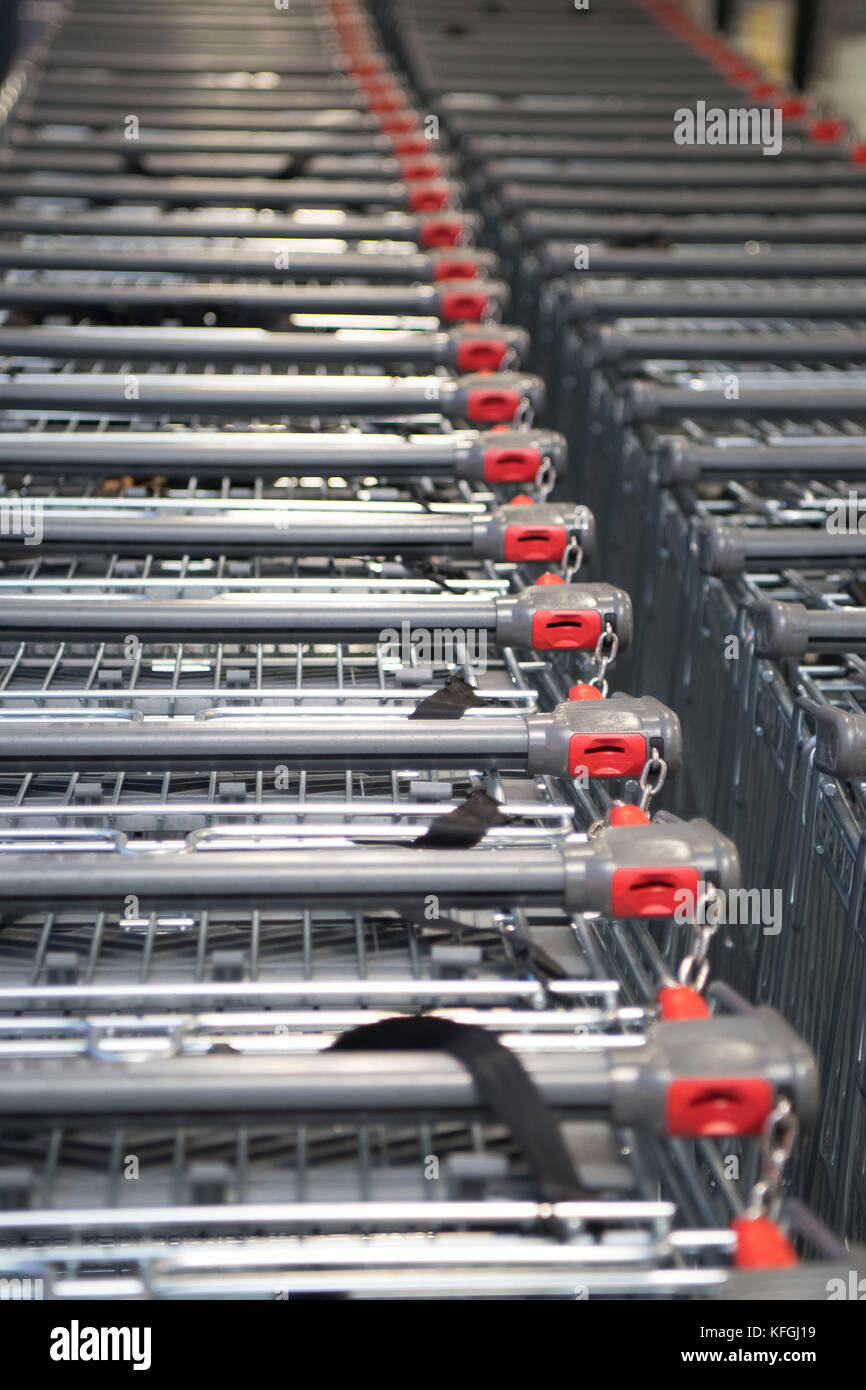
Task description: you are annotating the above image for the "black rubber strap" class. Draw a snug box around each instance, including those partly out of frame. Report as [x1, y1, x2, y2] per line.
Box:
[331, 1015, 588, 1201]
[409, 675, 487, 721]
[609, 233, 672, 249]
[408, 558, 471, 589]
[413, 787, 517, 847]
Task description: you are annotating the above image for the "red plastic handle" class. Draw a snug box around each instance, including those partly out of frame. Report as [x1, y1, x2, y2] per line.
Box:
[456, 338, 509, 372]
[531, 609, 602, 651]
[441, 291, 489, 324]
[504, 523, 568, 562]
[810, 117, 847, 141]
[667, 1077, 773, 1137]
[780, 95, 809, 119]
[400, 157, 442, 181]
[379, 113, 418, 134]
[611, 865, 698, 918]
[349, 58, 385, 77]
[367, 92, 407, 115]
[465, 387, 522, 422]
[569, 732, 648, 778]
[408, 184, 451, 213]
[419, 217, 464, 248]
[483, 446, 541, 482]
[433, 258, 482, 282]
[391, 134, 430, 156]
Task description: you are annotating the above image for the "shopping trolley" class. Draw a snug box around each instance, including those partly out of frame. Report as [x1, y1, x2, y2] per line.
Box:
[0, 0, 846, 1296]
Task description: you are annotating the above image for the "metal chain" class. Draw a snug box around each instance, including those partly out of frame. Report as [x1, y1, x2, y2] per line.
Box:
[677, 884, 724, 993]
[746, 1098, 799, 1219]
[637, 748, 667, 813]
[533, 457, 555, 502]
[514, 395, 535, 429]
[589, 621, 618, 697]
[561, 530, 584, 582]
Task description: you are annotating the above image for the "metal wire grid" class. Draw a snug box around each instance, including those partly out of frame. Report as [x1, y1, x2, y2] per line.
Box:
[0, 915, 746, 1300]
[0, 919, 771, 1301]
[0, 900, 593, 1003]
[593, 412, 866, 1238]
[0, 409, 466, 460]
[0, 473, 474, 504]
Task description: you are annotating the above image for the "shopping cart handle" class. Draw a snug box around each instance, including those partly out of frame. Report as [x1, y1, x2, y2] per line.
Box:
[451, 324, 530, 371]
[472, 502, 594, 563]
[812, 704, 866, 779]
[418, 216, 471, 248]
[496, 581, 632, 652]
[614, 1007, 819, 1134]
[697, 521, 866, 576]
[0, 818, 736, 914]
[0, 693, 678, 780]
[452, 373, 545, 423]
[0, 426, 563, 484]
[654, 437, 704, 485]
[526, 693, 682, 779]
[0, 1007, 815, 1134]
[0, 581, 627, 652]
[750, 600, 822, 659]
[463, 428, 566, 484]
[562, 816, 740, 916]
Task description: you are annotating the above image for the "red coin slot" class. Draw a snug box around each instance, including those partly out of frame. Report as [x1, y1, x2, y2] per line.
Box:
[531, 609, 602, 650]
[610, 864, 698, 918]
[441, 290, 489, 324]
[568, 733, 648, 778]
[747, 81, 781, 101]
[465, 386, 522, 421]
[420, 218, 463, 248]
[810, 117, 847, 141]
[400, 157, 442, 181]
[408, 184, 450, 212]
[433, 258, 481, 282]
[456, 338, 508, 371]
[379, 113, 418, 134]
[780, 95, 809, 119]
[366, 89, 407, 114]
[483, 446, 541, 482]
[349, 59, 384, 77]
[666, 1077, 774, 1138]
[504, 524, 567, 562]
[391, 134, 429, 155]
[569, 682, 603, 701]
